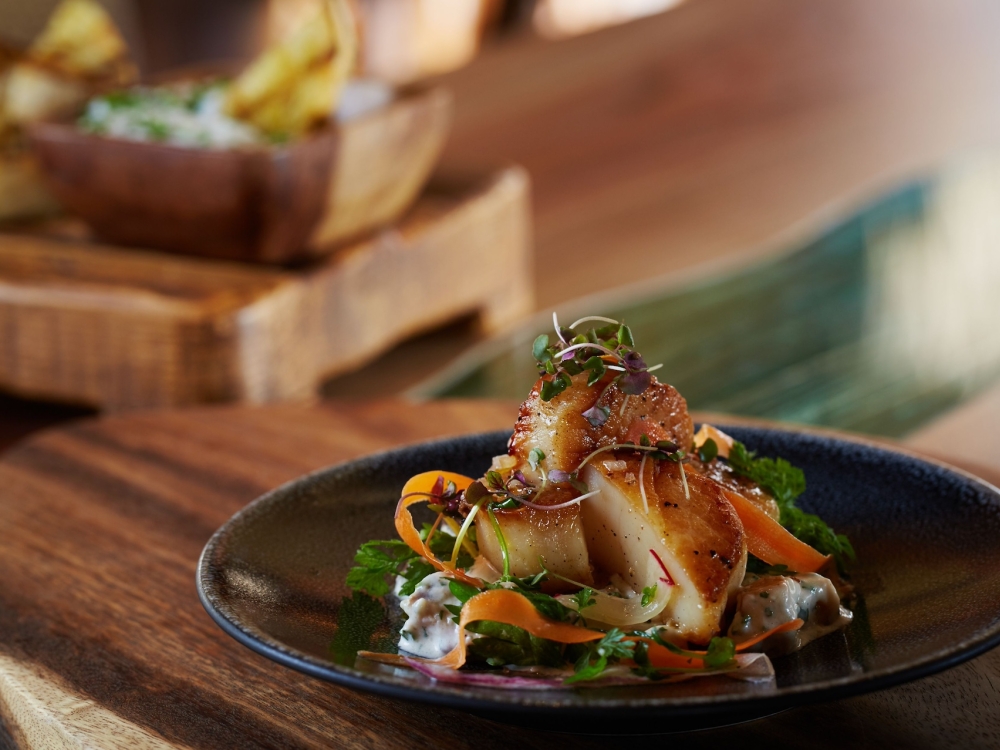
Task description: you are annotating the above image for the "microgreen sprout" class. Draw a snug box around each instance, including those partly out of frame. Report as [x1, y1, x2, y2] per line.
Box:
[532, 315, 662, 426]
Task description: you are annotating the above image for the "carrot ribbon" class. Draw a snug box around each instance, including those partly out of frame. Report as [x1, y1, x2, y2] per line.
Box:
[394, 470, 481, 586]
[719, 484, 829, 573]
[432, 588, 605, 668]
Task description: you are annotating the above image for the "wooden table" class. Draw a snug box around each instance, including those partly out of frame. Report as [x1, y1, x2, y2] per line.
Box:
[1, 399, 999, 749]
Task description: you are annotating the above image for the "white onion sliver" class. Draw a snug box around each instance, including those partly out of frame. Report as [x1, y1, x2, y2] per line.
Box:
[569, 315, 620, 329]
[515, 488, 601, 511]
[558, 579, 671, 628]
[639, 453, 649, 515]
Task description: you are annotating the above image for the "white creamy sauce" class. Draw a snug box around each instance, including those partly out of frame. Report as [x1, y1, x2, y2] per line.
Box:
[395, 572, 462, 659]
[80, 86, 263, 148]
[728, 572, 852, 655]
[79, 79, 395, 149]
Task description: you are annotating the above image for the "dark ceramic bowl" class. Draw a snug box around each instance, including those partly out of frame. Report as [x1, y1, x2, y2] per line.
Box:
[197, 426, 1000, 732]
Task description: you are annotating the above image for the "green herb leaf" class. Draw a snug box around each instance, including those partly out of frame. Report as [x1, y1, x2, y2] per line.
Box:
[532, 334, 550, 362]
[396, 559, 436, 596]
[448, 579, 482, 604]
[697, 437, 718, 463]
[565, 629, 635, 684]
[745, 555, 795, 576]
[345, 539, 418, 597]
[617, 324, 634, 347]
[528, 448, 546, 471]
[572, 587, 596, 612]
[704, 637, 737, 669]
[465, 481, 490, 504]
[640, 584, 657, 607]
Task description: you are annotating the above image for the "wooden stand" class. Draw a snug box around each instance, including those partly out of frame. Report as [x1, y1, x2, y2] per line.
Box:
[0, 167, 532, 411]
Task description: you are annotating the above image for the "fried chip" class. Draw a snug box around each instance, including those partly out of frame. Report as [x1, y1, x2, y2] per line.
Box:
[226, 0, 358, 138]
[26, 0, 135, 84]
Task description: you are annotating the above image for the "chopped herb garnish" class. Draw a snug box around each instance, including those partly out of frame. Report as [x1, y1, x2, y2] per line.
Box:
[531, 315, 663, 426]
[565, 628, 635, 684]
[745, 555, 796, 577]
[572, 587, 596, 613]
[640, 584, 658, 607]
[697, 437, 718, 463]
[345, 539, 420, 597]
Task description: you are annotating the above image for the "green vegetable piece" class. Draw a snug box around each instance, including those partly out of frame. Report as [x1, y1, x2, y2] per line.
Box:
[618, 324, 634, 347]
[528, 448, 546, 471]
[572, 587, 596, 612]
[532, 334, 550, 362]
[697, 438, 718, 463]
[641, 584, 657, 607]
[448, 579, 481, 604]
[396, 559, 435, 596]
[704, 637, 737, 669]
[345, 538, 418, 597]
[565, 629, 635, 684]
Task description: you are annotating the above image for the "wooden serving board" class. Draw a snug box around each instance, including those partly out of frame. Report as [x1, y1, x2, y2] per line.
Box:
[0, 168, 531, 412]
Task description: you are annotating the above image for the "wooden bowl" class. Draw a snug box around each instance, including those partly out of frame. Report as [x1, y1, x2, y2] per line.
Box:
[26, 85, 452, 264]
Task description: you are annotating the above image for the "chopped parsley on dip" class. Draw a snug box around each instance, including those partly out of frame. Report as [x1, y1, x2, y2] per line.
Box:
[78, 83, 263, 149]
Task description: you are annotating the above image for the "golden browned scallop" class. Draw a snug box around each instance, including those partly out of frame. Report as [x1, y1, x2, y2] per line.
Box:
[580, 459, 746, 644]
[508, 373, 694, 480]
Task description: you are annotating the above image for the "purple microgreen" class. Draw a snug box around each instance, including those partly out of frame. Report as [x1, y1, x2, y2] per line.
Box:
[548, 470, 572, 483]
[430, 475, 445, 496]
[656, 440, 679, 452]
[532, 313, 663, 413]
[582, 404, 610, 427]
[620, 370, 652, 395]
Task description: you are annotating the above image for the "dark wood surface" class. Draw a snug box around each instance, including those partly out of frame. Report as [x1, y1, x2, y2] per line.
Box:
[1, 399, 999, 749]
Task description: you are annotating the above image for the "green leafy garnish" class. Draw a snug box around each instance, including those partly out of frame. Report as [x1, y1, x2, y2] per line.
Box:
[640, 584, 657, 607]
[466, 620, 564, 667]
[697, 437, 718, 463]
[396, 559, 436, 597]
[345, 539, 419, 597]
[531, 315, 661, 426]
[745, 555, 795, 577]
[703, 636, 737, 669]
[572, 587, 596, 613]
[565, 629, 635, 684]
[727, 441, 855, 569]
[448, 579, 482, 604]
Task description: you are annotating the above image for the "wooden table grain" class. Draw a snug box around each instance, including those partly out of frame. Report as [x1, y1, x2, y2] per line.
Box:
[1, 398, 999, 749]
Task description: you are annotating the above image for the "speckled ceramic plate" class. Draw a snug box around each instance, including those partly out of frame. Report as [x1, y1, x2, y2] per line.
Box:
[197, 426, 1000, 732]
